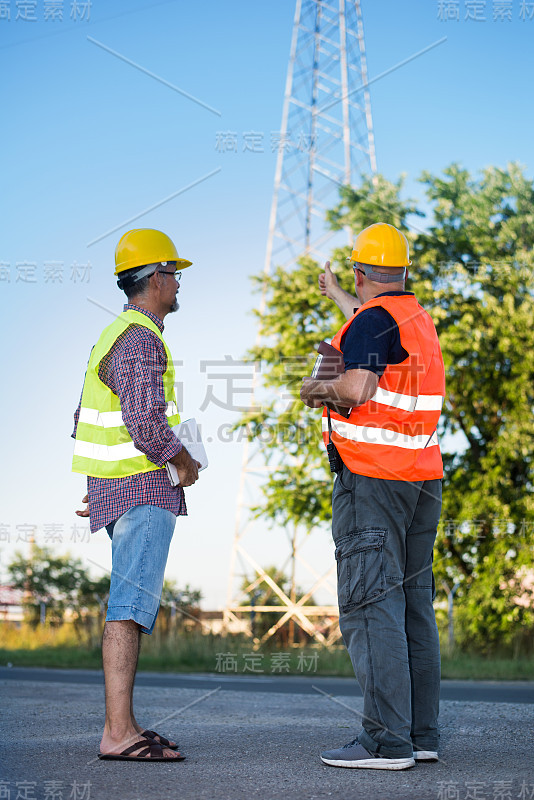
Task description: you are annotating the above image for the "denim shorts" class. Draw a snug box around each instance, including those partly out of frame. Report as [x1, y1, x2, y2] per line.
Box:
[105, 504, 176, 635]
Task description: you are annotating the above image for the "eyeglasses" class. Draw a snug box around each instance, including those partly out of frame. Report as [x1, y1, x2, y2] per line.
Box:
[159, 270, 182, 281]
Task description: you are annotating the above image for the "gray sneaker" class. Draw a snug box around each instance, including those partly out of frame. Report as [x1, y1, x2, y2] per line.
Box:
[413, 750, 438, 762]
[321, 739, 415, 770]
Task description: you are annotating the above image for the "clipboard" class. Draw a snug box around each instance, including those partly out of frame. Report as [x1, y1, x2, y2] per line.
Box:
[311, 341, 352, 418]
[165, 418, 208, 487]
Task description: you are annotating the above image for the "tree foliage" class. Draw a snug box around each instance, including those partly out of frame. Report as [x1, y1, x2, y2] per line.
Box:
[6, 549, 204, 641]
[158, 579, 203, 634]
[7, 545, 109, 628]
[237, 164, 534, 651]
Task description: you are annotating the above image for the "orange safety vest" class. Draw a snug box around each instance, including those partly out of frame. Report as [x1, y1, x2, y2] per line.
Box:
[321, 294, 445, 481]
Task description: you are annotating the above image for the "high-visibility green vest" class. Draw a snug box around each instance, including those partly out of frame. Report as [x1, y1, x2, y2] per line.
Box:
[72, 309, 181, 478]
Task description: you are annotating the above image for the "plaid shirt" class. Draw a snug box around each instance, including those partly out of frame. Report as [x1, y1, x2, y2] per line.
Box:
[72, 304, 187, 532]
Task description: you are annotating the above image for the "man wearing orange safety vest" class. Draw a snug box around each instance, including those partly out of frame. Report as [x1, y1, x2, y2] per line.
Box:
[301, 223, 444, 771]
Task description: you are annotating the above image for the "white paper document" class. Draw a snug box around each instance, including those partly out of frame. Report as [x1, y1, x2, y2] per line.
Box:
[165, 418, 208, 487]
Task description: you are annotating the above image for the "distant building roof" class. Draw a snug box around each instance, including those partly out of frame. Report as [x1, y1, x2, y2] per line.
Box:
[0, 585, 24, 606]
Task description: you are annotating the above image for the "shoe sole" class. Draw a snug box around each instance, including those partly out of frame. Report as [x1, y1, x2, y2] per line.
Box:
[321, 756, 415, 770]
[414, 751, 438, 762]
[98, 754, 185, 762]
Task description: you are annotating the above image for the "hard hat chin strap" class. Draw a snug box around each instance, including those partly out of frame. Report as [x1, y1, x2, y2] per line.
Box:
[354, 262, 406, 284]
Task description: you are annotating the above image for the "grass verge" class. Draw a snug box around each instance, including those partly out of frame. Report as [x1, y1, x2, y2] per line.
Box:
[0, 626, 533, 680]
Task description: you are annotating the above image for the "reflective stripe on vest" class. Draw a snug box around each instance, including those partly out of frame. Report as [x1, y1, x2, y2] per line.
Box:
[73, 439, 146, 462]
[322, 294, 445, 481]
[370, 386, 443, 413]
[322, 417, 439, 450]
[78, 401, 179, 429]
[72, 309, 181, 479]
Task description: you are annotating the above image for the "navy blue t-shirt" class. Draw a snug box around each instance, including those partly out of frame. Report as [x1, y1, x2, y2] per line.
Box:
[340, 292, 412, 376]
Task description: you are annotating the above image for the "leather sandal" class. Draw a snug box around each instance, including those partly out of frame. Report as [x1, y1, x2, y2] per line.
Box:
[141, 729, 180, 751]
[98, 738, 185, 762]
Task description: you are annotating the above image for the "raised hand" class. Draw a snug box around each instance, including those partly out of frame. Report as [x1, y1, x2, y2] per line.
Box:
[318, 261, 340, 299]
[319, 259, 360, 320]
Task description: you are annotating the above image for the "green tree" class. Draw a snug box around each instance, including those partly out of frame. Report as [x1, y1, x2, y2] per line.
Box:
[8, 546, 86, 625]
[411, 163, 534, 652]
[159, 579, 202, 634]
[7, 546, 110, 636]
[237, 164, 534, 652]
[75, 572, 110, 642]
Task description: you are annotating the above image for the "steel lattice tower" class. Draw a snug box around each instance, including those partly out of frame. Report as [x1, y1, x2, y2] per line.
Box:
[224, 0, 376, 646]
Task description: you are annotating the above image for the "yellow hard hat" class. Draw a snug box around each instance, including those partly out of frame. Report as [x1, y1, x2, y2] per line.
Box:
[351, 222, 411, 268]
[114, 229, 192, 275]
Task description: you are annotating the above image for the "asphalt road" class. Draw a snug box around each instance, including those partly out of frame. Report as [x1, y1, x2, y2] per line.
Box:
[1, 665, 533, 703]
[1, 671, 534, 800]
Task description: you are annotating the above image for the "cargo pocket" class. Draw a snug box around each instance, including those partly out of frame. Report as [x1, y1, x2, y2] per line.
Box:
[335, 527, 387, 612]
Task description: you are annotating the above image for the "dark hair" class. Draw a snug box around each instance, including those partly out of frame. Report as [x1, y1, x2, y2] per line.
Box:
[118, 267, 153, 300]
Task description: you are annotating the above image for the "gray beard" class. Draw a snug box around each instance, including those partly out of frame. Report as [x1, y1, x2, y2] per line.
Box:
[170, 299, 179, 313]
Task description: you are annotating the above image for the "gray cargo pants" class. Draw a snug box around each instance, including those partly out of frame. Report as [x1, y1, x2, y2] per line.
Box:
[332, 464, 442, 758]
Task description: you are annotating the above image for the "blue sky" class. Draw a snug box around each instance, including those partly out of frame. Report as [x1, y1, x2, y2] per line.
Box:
[1, 0, 532, 609]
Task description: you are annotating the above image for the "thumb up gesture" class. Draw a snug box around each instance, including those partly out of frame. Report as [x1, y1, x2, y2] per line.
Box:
[318, 261, 340, 300]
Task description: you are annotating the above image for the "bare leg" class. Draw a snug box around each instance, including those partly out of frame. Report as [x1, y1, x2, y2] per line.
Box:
[129, 631, 178, 748]
[100, 620, 176, 757]
[129, 631, 141, 732]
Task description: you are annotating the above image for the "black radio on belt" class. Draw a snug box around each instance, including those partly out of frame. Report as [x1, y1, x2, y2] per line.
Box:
[326, 441, 343, 474]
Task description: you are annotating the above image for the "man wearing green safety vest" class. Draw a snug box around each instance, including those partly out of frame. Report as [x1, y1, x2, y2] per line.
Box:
[72, 229, 200, 763]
